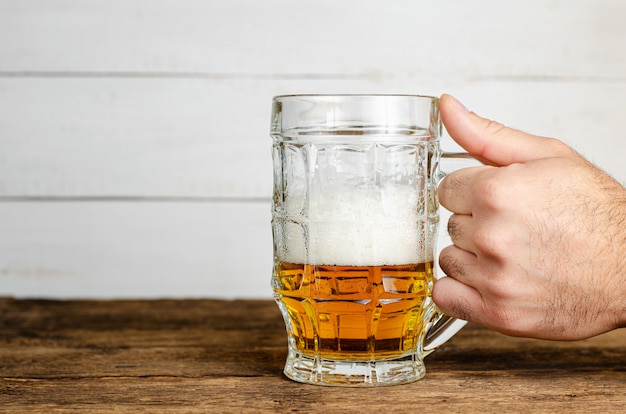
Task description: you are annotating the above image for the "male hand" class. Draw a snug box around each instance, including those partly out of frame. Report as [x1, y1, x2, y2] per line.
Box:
[433, 94, 626, 340]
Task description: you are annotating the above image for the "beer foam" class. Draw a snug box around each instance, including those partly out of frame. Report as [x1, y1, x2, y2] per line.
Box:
[277, 185, 433, 266]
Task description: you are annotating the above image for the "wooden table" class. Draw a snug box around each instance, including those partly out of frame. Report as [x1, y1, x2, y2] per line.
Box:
[1, 298, 624, 413]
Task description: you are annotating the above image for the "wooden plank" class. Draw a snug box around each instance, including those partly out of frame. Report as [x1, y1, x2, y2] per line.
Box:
[0, 0, 625, 79]
[1, 0, 626, 300]
[1, 78, 625, 199]
[0, 201, 274, 299]
[0, 77, 277, 199]
[1, 298, 625, 413]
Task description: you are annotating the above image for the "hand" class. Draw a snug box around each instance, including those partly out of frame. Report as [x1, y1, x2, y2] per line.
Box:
[433, 94, 626, 340]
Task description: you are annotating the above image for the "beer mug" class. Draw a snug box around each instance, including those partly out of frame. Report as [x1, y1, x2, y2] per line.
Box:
[270, 94, 468, 386]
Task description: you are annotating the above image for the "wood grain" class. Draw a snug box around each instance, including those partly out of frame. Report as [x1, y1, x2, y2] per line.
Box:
[1, 298, 625, 413]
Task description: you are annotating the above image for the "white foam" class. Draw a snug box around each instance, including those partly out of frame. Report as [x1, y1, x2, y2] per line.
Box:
[277, 185, 433, 266]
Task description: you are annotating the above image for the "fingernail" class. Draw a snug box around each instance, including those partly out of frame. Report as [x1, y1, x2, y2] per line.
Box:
[446, 94, 469, 113]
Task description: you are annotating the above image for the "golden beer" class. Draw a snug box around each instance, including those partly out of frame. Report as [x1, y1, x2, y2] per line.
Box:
[273, 260, 434, 360]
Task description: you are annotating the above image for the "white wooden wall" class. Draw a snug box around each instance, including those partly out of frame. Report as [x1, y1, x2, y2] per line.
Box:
[1, 0, 625, 299]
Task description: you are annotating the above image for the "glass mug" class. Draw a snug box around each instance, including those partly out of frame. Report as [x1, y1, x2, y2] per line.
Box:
[270, 94, 468, 386]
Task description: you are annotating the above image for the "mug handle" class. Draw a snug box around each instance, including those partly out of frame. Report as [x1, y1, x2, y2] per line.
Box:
[423, 151, 481, 356]
[424, 314, 468, 355]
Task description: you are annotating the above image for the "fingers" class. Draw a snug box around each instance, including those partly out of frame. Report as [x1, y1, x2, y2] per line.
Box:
[438, 165, 492, 215]
[447, 214, 475, 253]
[439, 244, 480, 283]
[440, 94, 574, 166]
[432, 275, 484, 322]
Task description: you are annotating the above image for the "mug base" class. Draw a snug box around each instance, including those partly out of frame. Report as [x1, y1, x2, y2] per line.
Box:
[282, 350, 426, 387]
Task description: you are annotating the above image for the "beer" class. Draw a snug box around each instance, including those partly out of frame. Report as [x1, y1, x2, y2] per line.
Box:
[272, 182, 436, 361]
[273, 260, 433, 360]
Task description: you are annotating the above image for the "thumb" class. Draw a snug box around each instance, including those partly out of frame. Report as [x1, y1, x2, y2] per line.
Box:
[440, 94, 571, 166]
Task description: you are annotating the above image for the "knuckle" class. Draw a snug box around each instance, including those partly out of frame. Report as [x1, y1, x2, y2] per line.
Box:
[439, 172, 468, 208]
[447, 214, 462, 240]
[432, 280, 475, 322]
[545, 138, 576, 158]
[482, 118, 508, 138]
[439, 252, 466, 278]
[448, 297, 474, 322]
[441, 171, 469, 191]
[474, 177, 509, 211]
[472, 225, 503, 257]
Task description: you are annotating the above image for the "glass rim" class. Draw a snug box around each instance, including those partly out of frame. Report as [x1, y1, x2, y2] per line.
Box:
[272, 93, 439, 101]
[271, 93, 441, 142]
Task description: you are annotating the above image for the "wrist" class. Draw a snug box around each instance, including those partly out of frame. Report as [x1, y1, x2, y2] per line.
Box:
[611, 190, 626, 330]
